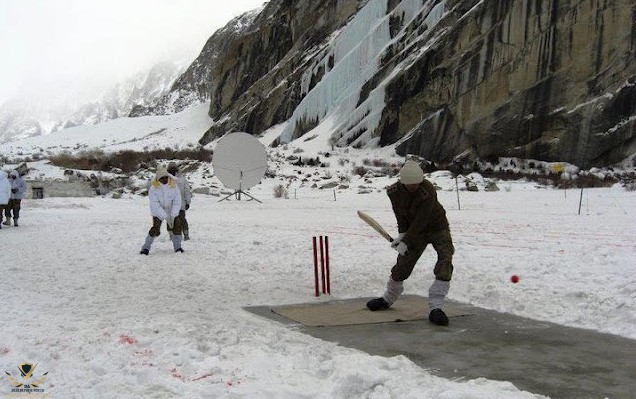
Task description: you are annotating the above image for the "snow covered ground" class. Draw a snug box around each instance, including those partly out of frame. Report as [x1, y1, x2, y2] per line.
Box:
[1, 88, 635, 398]
[1, 176, 634, 398]
[1, 0, 634, 394]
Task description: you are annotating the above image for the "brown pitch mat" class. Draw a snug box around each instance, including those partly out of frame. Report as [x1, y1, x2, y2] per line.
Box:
[271, 295, 472, 327]
[247, 298, 636, 398]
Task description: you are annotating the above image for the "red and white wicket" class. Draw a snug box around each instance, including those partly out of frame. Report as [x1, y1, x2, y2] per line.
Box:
[312, 235, 330, 296]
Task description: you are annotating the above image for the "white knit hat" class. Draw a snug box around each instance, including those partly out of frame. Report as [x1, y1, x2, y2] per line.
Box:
[156, 166, 170, 180]
[399, 160, 424, 184]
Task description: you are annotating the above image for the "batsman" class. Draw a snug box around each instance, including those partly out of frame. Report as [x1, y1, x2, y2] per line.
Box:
[367, 160, 455, 326]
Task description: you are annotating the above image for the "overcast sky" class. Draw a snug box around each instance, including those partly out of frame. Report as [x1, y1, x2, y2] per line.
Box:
[0, 0, 265, 104]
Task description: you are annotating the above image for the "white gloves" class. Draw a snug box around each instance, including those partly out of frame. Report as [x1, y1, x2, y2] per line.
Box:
[393, 241, 408, 256]
[166, 217, 174, 229]
[390, 233, 406, 248]
[390, 233, 408, 256]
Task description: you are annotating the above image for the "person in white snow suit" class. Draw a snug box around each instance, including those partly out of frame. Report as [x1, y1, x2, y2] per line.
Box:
[3, 170, 26, 227]
[140, 166, 184, 255]
[0, 171, 12, 229]
[366, 160, 455, 326]
[167, 162, 192, 240]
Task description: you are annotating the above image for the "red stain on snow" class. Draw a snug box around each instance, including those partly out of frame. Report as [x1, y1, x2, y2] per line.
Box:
[170, 367, 186, 382]
[191, 372, 214, 381]
[133, 348, 152, 357]
[169, 368, 215, 383]
[118, 334, 137, 345]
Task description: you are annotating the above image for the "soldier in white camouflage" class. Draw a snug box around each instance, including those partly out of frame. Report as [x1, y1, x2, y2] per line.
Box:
[167, 162, 192, 241]
[367, 160, 455, 326]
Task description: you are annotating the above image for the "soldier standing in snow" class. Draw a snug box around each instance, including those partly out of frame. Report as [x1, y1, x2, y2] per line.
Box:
[3, 170, 26, 227]
[366, 160, 455, 326]
[140, 166, 184, 255]
[167, 162, 192, 241]
[0, 171, 11, 229]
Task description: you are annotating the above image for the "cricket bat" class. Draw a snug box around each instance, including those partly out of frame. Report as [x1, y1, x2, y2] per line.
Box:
[357, 210, 393, 242]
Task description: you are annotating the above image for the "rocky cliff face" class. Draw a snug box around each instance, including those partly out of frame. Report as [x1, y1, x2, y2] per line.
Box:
[163, 0, 636, 168]
[200, 0, 364, 141]
[388, 0, 636, 168]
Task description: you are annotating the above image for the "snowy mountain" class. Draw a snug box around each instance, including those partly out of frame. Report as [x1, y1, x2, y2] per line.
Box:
[0, 60, 186, 143]
[2, 0, 634, 172]
[0, 99, 45, 141]
[139, 0, 635, 169]
[130, 9, 264, 117]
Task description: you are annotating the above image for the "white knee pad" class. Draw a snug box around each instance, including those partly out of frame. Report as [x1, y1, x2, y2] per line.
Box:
[383, 277, 404, 305]
[428, 279, 450, 310]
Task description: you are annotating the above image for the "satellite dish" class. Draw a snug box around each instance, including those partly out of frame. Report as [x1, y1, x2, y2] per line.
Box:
[212, 132, 267, 202]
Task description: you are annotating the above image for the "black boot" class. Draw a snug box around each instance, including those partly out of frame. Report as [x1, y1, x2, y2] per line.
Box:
[366, 297, 390, 311]
[429, 308, 449, 326]
[140, 249, 149, 255]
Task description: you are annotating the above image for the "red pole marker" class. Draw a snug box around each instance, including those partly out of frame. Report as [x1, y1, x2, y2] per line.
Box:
[325, 236, 330, 294]
[319, 236, 326, 294]
[511, 275, 520, 283]
[313, 236, 319, 296]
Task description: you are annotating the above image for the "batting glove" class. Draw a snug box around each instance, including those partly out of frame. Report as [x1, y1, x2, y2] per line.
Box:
[390, 233, 407, 248]
[393, 241, 408, 256]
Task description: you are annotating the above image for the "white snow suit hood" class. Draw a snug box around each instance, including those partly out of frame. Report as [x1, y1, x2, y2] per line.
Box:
[0, 171, 11, 205]
[148, 176, 181, 220]
[8, 170, 26, 200]
[172, 173, 192, 211]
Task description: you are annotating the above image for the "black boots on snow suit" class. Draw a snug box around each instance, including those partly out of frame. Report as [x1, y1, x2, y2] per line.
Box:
[428, 308, 449, 326]
[366, 297, 390, 311]
[2, 218, 17, 227]
[367, 297, 449, 326]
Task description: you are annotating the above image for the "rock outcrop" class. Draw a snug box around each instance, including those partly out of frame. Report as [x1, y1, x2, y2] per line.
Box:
[158, 0, 636, 168]
[200, 0, 364, 142]
[388, 0, 636, 168]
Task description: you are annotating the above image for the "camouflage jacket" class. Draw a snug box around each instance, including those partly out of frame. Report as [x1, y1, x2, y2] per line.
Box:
[386, 180, 449, 248]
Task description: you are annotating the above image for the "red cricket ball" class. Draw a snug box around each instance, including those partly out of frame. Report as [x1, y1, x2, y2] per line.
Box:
[510, 275, 520, 283]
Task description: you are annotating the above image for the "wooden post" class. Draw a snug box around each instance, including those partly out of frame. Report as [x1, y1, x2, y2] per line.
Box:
[455, 176, 461, 210]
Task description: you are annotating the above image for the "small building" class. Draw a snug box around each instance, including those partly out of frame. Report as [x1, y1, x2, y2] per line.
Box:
[25, 180, 97, 199]
[31, 186, 44, 199]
